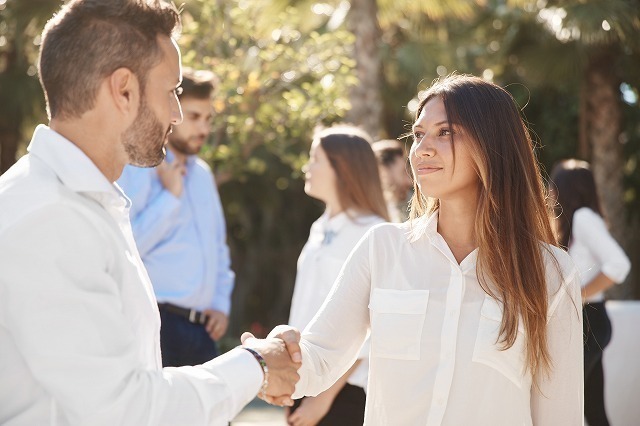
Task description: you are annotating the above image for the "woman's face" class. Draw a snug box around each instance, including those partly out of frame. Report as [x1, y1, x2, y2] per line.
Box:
[410, 96, 479, 202]
[302, 139, 337, 203]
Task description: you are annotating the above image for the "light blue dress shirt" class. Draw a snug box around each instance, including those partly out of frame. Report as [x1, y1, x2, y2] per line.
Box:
[117, 151, 235, 314]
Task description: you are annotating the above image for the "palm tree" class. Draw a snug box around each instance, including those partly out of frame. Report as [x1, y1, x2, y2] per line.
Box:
[494, 0, 640, 297]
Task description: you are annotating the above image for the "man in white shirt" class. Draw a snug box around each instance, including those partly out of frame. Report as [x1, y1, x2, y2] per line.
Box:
[0, 0, 300, 424]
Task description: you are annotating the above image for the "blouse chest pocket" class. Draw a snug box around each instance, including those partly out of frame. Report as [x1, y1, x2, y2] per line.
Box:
[472, 295, 528, 388]
[368, 289, 429, 360]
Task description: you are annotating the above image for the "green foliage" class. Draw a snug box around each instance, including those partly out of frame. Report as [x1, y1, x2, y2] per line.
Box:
[0, 0, 55, 118]
[179, 0, 358, 334]
[180, 0, 357, 183]
[0, 0, 57, 170]
[380, 0, 639, 179]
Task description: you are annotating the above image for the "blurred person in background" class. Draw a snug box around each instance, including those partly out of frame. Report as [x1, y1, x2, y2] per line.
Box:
[372, 139, 412, 222]
[118, 68, 235, 367]
[287, 125, 389, 426]
[550, 159, 631, 426]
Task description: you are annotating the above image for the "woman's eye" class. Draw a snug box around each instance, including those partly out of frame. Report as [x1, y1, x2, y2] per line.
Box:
[173, 87, 183, 96]
[413, 131, 424, 140]
[438, 128, 451, 137]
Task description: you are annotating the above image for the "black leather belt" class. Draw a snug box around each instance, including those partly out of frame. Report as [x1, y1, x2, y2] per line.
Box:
[158, 303, 208, 325]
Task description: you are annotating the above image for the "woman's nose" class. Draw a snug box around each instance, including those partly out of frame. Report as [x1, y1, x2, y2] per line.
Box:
[413, 136, 435, 158]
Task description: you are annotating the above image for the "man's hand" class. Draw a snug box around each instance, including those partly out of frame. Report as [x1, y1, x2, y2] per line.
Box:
[203, 310, 228, 341]
[157, 159, 185, 197]
[241, 326, 302, 406]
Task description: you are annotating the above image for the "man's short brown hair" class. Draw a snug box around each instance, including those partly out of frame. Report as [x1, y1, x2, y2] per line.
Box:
[39, 0, 181, 119]
[372, 139, 405, 167]
[179, 68, 217, 100]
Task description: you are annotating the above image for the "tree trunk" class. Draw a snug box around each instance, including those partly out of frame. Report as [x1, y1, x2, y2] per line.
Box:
[578, 82, 590, 160]
[345, 0, 384, 140]
[584, 48, 629, 299]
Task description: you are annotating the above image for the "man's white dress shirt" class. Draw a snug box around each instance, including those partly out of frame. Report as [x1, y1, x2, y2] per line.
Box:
[0, 126, 262, 425]
[289, 211, 385, 390]
[568, 207, 631, 302]
[293, 213, 584, 425]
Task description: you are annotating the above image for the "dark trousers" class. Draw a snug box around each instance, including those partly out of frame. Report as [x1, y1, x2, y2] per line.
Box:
[583, 302, 612, 426]
[291, 383, 366, 426]
[159, 307, 219, 367]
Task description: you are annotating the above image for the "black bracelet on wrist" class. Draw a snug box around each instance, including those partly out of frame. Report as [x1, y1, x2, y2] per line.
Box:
[243, 347, 269, 399]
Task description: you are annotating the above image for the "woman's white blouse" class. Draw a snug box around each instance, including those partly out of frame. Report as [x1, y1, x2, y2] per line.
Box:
[293, 212, 584, 426]
[289, 211, 385, 390]
[569, 207, 631, 302]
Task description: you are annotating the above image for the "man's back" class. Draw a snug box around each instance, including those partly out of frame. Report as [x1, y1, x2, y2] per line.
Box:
[0, 127, 164, 424]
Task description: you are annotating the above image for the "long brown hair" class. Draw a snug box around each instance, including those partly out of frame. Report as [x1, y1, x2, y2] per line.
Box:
[410, 75, 557, 377]
[315, 126, 390, 221]
[550, 159, 602, 248]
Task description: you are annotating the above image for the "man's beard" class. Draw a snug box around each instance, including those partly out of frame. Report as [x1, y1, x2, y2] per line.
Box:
[169, 134, 205, 157]
[122, 98, 171, 168]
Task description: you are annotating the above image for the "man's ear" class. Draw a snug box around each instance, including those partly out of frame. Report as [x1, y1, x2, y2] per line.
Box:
[108, 68, 140, 115]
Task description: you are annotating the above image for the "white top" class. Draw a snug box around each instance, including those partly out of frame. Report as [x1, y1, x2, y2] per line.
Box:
[0, 126, 262, 426]
[289, 211, 385, 390]
[293, 213, 584, 426]
[568, 207, 631, 303]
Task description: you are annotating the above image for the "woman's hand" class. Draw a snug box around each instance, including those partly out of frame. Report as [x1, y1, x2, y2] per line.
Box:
[287, 394, 333, 426]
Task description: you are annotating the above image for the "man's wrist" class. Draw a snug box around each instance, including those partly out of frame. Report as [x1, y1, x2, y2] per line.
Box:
[242, 347, 269, 398]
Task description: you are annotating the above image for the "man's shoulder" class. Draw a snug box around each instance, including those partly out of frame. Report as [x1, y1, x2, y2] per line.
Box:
[0, 155, 95, 236]
[0, 154, 63, 210]
[189, 158, 219, 190]
[192, 157, 214, 176]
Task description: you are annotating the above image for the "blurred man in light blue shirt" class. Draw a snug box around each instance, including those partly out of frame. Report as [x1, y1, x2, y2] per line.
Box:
[118, 68, 234, 366]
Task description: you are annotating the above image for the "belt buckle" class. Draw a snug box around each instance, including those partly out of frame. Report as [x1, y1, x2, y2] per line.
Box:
[189, 309, 197, 324]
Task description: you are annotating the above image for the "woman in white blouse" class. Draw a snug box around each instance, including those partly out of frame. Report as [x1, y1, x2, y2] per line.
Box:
[287, 125, 389, 426]
[550, 159, 631, 426]
[273, 75, 583, 425]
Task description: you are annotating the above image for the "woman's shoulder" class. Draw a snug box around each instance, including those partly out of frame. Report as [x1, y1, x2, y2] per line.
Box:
[573, 207, 603, 222]
[573, 206, 603, 226]
[541, 243, 577, 279]
[542, 243, 574, 270]
[572, 206, 608, 239]
[540, 243, 580, 305]
[362, 220, 414, 246]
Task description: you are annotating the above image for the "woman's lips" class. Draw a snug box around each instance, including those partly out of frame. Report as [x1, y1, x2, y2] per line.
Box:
[415, 165, 442, 175]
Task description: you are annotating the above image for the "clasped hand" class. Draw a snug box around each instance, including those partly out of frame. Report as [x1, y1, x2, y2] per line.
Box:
[241, 325, 302, 406]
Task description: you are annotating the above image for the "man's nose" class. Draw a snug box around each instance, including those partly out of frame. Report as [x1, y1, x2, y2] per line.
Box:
[172, 97, 183, 125]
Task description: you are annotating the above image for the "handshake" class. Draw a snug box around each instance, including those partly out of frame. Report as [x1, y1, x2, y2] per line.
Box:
[240, 325, 302, 407]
